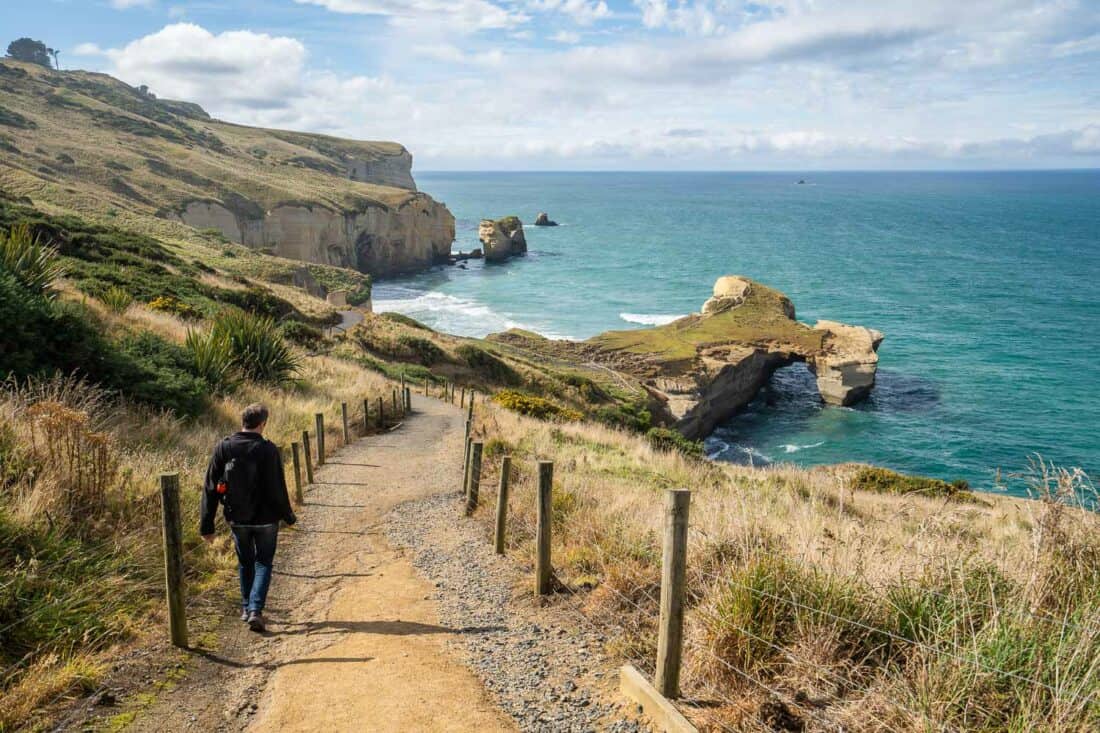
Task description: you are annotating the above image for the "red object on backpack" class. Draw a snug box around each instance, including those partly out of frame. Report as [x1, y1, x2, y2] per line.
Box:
[216, 480, 228, 495]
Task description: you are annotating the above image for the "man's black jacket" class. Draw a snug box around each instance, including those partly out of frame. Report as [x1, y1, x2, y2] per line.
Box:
[200, 431, 296, 535]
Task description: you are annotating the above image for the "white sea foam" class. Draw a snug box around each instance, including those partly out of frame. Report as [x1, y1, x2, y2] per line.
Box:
[619, 312, 688, 326]
[782, 441, 826, 454]
[372, 286, 570, 340]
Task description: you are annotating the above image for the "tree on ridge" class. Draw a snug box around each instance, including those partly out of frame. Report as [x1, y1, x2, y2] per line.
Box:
[5, 38, 54, 68]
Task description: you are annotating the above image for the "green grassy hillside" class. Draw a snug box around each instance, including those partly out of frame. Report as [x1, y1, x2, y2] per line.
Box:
[0, 59, 441, 276]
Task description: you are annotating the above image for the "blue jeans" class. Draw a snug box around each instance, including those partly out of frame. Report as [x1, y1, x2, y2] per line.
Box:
[231, 524, 278, 613]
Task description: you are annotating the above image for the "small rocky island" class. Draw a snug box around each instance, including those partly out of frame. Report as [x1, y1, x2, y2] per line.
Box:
[478, 216, 527, 262]
[492, 275, 883, 441]
[534, 212, 558, 226]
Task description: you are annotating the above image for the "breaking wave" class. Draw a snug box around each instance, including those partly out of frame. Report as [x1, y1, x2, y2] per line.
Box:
[619, 313, 688, 326]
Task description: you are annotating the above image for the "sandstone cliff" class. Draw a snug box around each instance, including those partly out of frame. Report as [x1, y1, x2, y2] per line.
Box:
[170, 194, 454, 275]
[0, 59, 454, 277]
[478, 216, 527, 262]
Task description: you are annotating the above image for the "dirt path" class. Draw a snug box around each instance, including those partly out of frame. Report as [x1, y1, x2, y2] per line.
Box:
[118, 395, 515, 732]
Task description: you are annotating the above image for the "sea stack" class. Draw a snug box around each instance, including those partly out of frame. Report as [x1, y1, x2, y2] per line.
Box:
[534, 212, 558, 226]
[478, 216, 527, 262]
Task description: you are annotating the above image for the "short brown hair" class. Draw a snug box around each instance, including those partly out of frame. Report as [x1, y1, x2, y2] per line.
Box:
[242, 403, 269, 429]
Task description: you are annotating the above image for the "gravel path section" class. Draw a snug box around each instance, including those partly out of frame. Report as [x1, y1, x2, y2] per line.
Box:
[387, 492, 650, 733]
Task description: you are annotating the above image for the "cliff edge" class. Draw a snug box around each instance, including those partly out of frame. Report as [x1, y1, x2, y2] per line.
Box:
[0, 60, 454, 277]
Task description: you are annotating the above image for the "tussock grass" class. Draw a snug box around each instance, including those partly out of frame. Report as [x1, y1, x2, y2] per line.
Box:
[467, 405, 1100, 731]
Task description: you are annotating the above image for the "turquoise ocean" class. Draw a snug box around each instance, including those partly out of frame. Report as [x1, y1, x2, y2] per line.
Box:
[373, 171, 1100, 495]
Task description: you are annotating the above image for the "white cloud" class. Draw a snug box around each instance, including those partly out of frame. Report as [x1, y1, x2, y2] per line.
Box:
[97, 24, 309, 111]
[72, 43, 106, 56]
[635, 0, 723, 36]
[81, 7, 1100, 169]
[550, 30, 581, 44]
[412, 44, 505, 67]
[527, 0, 611, 26]
[292, 0, 527, 32]
[110, 0, 155, 8]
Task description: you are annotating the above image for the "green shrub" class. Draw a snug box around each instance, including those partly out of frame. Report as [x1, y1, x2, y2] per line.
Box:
[184, 328, 238, 394]
[455, 344, 518, 384]
[211, 310, 300, 386]
[347, 283, 371, 307]
[397, 334, 446, 365]
[562, 373, 610, 403]
[0, 223, 64, 296]
[219, 285, 296, 319]
[113, 333, 208, 417]
[100, 285, 134, 314]
[147, 295, 201, 320]
[492, 390, 581, 422]
[380, 311, 432, 331]
[0, 274, 208, 418]
[851, 466, 970, 498]
[281, 320, 324, 347]
[483, 438, 514, 459]
[596, 401, 652, 432]
[645, 427, 703, 457]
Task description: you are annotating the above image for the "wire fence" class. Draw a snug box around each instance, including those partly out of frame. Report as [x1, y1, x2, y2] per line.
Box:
[8, 383, 1099, 732]
[0, 380, 419, 729]
[461, 400, 1100, 732]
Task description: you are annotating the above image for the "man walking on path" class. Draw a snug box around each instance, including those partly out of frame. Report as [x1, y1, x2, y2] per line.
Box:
[201, 403, 297, 632]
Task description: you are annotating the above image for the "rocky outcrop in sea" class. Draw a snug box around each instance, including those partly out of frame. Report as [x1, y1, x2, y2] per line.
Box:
[478, 216, 528, 262]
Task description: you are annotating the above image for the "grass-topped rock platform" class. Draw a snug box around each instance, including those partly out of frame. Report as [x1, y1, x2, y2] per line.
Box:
[495, 275, 883, 440]
[589, 275, 883, 438]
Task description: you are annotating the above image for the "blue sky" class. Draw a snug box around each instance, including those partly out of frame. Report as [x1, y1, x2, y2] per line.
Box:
[3, 0, 1099, 170]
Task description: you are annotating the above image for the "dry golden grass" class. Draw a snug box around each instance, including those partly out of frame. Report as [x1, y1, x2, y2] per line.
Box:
[0, 299, 401, 729]
[466, 404, 1100, 732]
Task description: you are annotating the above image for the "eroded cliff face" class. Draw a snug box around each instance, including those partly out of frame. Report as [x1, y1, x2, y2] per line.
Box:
[173, 193, 455, 277]
[344, 148, 417, 190]
[585, 276, 884, 440]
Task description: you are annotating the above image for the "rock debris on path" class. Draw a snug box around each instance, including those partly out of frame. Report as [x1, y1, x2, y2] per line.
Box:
[387, 493, 649, 733]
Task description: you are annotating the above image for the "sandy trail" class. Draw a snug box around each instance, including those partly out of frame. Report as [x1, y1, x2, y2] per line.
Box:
[123, 394, 514, 732]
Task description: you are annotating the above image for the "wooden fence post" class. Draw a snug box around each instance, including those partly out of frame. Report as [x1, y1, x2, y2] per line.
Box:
[405, 386, 411, 412]
[159, 473, 188, 648]
[301, 431, 314, 484]
[536, 461, 553, 596]
[363, 398, 371, 434]
[467, 399, 474, 423]
[377, 396, 385, 428]
[494, 455, 512, 554]
[466, 442, 483, 515]
[655, 489, 691, 699]
[341, 402, 350, 445]
[459, 433, 473, 497]
[460, 387, 466, 408]
[392, 388, 398, 415]
[423, 379, 428, 396]
[291, 442, 304, 504]
[315, 413, 325, 466]
[462, 435, 473, 488]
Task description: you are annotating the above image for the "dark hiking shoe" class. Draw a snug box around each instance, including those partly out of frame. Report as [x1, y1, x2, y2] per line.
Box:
[240, 608, 250, 622]
[247, 611, 266, 633]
